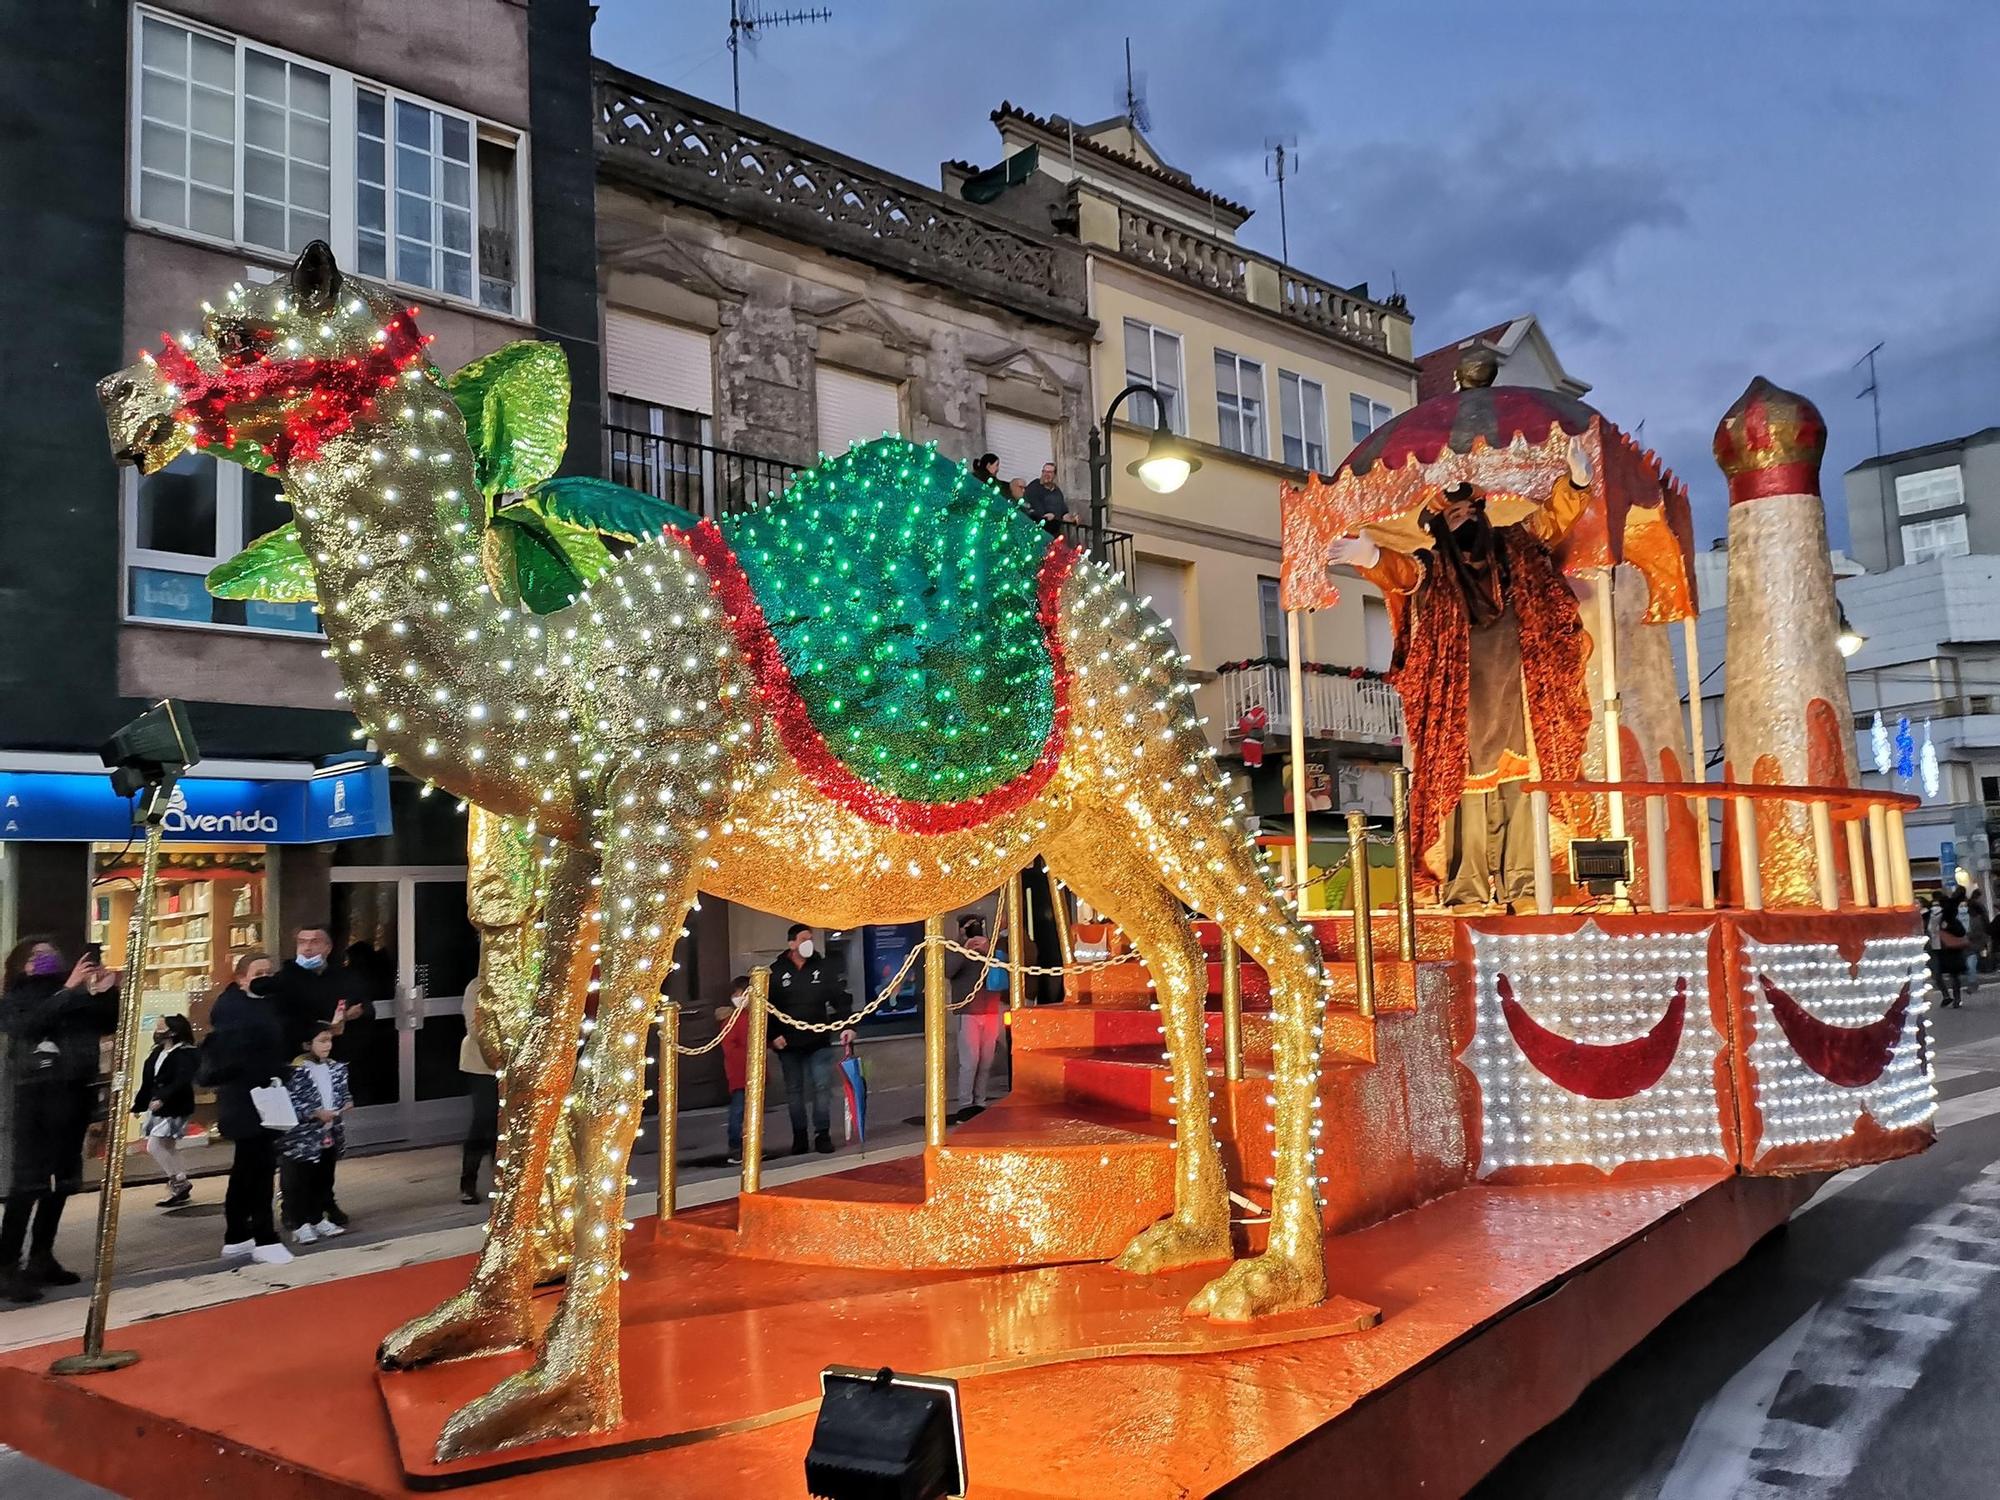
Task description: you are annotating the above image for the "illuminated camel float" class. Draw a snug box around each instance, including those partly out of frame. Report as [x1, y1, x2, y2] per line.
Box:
[100, 244, 1332, 1459]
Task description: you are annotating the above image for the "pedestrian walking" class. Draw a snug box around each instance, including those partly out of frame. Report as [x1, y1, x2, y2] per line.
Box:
[279, 1027, 352, 1245]
[458, 975, 497, 1205]
[133, 1012, 200, 1208]
[0, 938, 119, 1299]
[1967, 890, 1991, 989]
[767, 925, 854, 1155]
[717, 975, 750, 1165]
[1936, 890, 1970, 1009]
[204, 952, 293, 1265]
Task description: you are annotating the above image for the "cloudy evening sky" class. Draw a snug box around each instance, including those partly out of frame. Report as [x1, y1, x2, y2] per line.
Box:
[596, 1, 1999, 549]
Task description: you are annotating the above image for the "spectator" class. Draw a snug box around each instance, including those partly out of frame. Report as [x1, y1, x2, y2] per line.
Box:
[206, 951, 293, 1265]
[944, 916, 1000, 1120]
[1937, 890, 1970, 1009]
[1967, 890, 1991, 989]
[971, 452, 1001, 486]
[1022, 462, 1069, 535]
[767, 924, 854, 1155]
[0, 938, 118, 1297]
[256, 925, 361, 1226]
[717, 975, 751, 1165]
[1007, 477, 1028, 503]
[458, 974, 498, 1206]
[279, 1026, 352, 1245]
[133, 1012, 200, 1208]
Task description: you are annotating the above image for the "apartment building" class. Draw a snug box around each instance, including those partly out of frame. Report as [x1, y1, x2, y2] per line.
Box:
[0, 0, 599, 1145]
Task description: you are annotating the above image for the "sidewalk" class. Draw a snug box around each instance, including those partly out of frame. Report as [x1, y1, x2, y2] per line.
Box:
[3, 1076, 981, 1352]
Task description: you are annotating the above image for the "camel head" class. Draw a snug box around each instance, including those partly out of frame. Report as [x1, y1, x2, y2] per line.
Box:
[99, 241, 429, 476]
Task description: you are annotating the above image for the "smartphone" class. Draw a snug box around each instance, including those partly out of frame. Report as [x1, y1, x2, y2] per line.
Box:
[81, 943, 103, 966]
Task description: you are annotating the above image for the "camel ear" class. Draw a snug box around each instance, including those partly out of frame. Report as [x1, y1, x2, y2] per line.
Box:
[291, 240, 343, 310]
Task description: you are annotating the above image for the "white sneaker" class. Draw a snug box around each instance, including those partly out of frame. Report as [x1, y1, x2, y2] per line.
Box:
[221, 1239, 254, 1259]
[292, 1223, 318, 1244]
[314, 1217, 345, 1239]
[250, 1242, 295, 1266]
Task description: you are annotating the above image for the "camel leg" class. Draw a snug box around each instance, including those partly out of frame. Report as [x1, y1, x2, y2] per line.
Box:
[378, 841, 597, 1369]
[1048, 813, 1232, 1273]
[433, 835, 694, 1461]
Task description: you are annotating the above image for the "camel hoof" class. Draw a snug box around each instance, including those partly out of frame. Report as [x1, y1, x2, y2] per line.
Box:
[1186, 1251, 1326, 1322]
[1113, 1214, 1231, 1276]
[378, 1287, 531, 1371]
[435, 1359, 619, 1462]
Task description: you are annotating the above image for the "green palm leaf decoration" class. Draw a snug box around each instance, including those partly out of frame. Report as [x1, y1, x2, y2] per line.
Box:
[488, 509, 591, 615]
[446, 341, 570, 498]
[206, 521, 316, 603]
[533, 475, 699, 540]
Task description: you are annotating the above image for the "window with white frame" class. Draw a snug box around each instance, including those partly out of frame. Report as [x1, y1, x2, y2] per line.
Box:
[1258, 576, 1286, 660]
[1350, 393, 1393, 444]
[1214, 351, 1266, 457]
[1123, 319, 1184, 434]
[1279, 371, 1328, 471]
[124, 453, 319, 636]
[1894, 465, 1965, 517]
[1902, 513, 1969, 565]
[133, 9, 527, 317]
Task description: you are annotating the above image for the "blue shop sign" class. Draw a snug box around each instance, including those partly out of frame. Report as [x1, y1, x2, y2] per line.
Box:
[0, 766, 392, 844]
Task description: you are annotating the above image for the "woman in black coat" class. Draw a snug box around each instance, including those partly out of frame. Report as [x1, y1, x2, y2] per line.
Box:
[132, 1012, 200, 1208]
[0, 937, 119, 1301]
[203, 953, 293, 1263]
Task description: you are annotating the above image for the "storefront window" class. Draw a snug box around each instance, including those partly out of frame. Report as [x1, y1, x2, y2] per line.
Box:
[90, 842, 268, 1038]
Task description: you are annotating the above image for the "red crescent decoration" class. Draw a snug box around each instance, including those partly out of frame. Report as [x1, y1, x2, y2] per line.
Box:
[1759, 976, 1909, 1088]
[1498, 973, 1688, 1100]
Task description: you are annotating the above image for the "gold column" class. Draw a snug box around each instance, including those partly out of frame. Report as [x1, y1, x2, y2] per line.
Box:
[1005, 870, 1027, 1017]
[1391, 765, 1416, 961]
[655, 1002, 679, 1221]
[1845, 816, 1872, 908]
[1346, 809, 1376, 1021]
[1048, 871, 1075, 971]
[924, 914, 948, 1148]
[52, 813, 167, 1375]
[1886, 807, 1914, 905]
[740, 968, 770, 1194]
[1869, 803, 1894, 912]
[1809, 800, 1840, 911]
[1221, 932, 1244, 1083]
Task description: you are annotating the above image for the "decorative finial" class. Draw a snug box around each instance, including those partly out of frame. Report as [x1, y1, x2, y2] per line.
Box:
[1713, 376, 1827, 504]
[1454, 350, 1499, 391]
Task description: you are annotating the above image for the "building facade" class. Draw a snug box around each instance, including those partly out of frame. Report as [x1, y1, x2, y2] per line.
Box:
[1843, 427, 2000, 575]
[945, 107, 1418, 827]
[0, 0, 600, 1144]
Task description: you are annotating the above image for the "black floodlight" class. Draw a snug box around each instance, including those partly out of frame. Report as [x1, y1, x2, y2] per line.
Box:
[805, 1365, 966, 1500]
[99, 699, 199, 818]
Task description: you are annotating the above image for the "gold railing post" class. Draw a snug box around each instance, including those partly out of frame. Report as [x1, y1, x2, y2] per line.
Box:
[1809, 800, 1840, 912]
[1886, 806, 1914, 905]
[1221, 931, 1244, 1083]
[1346, 809, 1376, 1020]
[1733, 797, 1764, 911]
[656, 1002, 679, 1220]
[924, 915, 948, 1148]
[740, 968, 770, 1194]
[51, 813, 167, 1376]
[1392, 765, 1416, 961]
[1845, 816, 1872, 908]
[1048, 871, 1075, 970]
[1869, 803, 1894, 913]
[1005, 870, 1028, 1016]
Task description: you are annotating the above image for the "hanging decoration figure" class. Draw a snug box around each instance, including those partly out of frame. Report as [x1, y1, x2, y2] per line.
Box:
[98, 243, 1334, 1461]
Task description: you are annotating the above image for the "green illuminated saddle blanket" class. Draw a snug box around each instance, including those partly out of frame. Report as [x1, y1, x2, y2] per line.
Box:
[694, 438, 1071, 830]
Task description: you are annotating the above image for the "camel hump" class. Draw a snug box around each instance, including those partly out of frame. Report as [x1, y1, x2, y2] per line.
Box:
[716, 437, 1065, 807]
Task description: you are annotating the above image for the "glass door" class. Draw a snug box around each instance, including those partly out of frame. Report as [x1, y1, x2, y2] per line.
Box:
[329, 866, 477, 1146]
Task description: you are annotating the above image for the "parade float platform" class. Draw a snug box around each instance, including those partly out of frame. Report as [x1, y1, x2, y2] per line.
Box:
[0, 1167, 1814, 1500]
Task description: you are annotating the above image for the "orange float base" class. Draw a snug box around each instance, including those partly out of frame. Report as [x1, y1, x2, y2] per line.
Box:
[0, 1168, 1814, 1499]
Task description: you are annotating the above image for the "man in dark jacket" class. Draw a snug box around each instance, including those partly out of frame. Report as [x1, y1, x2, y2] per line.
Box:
[207, 955, 294, 1262]
[1022, 462, 1069, 535]
[257, 925, 362, 1055]
[767, 924, 854, 1154]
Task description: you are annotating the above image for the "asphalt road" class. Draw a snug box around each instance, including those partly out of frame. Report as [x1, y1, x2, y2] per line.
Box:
[7, 1007, 2000, 1499]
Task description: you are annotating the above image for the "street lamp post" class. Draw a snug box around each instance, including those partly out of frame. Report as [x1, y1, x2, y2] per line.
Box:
[1086, 383, 1200, 564]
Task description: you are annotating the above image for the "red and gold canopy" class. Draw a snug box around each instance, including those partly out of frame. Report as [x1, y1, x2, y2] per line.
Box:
[1280, 383, 1698, 622]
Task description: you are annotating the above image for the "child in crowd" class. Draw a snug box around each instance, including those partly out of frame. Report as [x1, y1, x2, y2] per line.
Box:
[280, 1027, 353, 1245]
[132, 1012, 200, 1208]
[718, 975, 751, 1165]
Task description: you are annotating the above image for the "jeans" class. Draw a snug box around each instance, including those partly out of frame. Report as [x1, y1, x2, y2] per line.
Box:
[280, 1154, 337, 1230]
[726, 1088, 745, 1153]
[956, 1010, 1004, 1108]
[777, 1045, 835, 1141]
[224, 1131, 280, 1247]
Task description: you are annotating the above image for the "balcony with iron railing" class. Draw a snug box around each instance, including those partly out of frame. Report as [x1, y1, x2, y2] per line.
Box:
[606, 427, 1135, 573]
[1217, 658, 1403, 747]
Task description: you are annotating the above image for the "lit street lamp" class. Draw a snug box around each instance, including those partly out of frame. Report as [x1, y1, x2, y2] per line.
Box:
[1837, 603, 1866, 659]
[1086, 383, 1199, 563]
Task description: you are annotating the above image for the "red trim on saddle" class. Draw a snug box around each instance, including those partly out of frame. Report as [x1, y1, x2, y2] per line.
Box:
[685, 520, 1076, 833]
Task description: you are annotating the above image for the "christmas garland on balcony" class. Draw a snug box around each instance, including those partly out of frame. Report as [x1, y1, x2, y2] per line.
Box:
[1214, 656, 1390, 683]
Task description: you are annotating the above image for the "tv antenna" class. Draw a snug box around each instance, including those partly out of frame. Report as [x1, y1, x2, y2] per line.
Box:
[1118, 38, 1151, 133]
[1264, 135, 1300, 264]
[729, 0, 831, 114]
[1854, 340, 1884, 456]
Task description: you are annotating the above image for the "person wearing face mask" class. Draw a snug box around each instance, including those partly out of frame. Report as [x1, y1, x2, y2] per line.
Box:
[132, 1012, 200, 1208]
[258, 926, 361, 1058]
[766, 924, 855, 1155]
[0, 937, 120, 1299]
[204, 951, 293, 1264]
